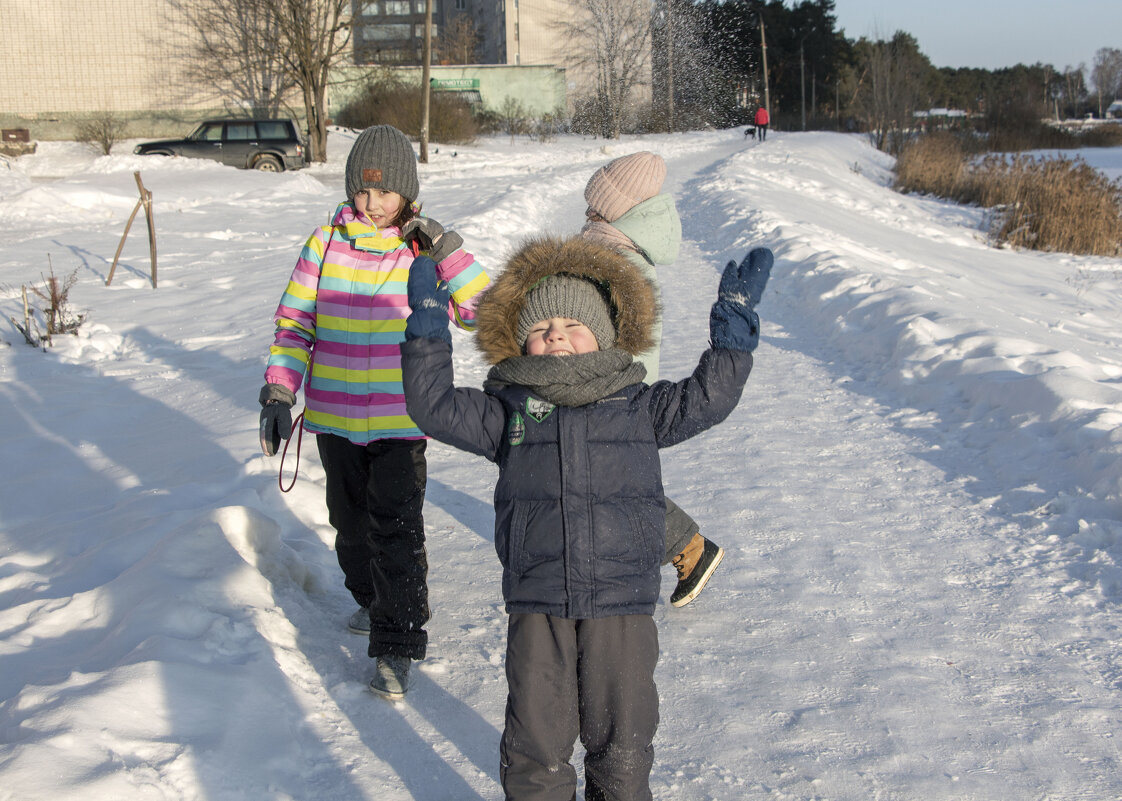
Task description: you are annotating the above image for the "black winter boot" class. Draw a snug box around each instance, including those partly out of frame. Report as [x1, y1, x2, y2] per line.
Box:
[670, 533, 724, 607]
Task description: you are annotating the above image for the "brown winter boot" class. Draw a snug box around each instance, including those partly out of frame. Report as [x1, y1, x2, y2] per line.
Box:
[670, 532, 725, 607]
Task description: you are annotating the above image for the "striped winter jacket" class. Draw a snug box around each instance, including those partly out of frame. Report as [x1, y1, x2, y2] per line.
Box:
[264, 202, 489, 444]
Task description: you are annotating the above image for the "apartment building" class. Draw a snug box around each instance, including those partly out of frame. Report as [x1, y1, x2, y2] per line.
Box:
[1, 0, 647, 140]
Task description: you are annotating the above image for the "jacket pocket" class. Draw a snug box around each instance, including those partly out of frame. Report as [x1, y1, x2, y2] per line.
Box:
[593, 501, 661, 570]
[508, 501, 564, 576]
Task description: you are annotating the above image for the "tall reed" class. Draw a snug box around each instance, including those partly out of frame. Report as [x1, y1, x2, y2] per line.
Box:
[894, 133, 1122, 256]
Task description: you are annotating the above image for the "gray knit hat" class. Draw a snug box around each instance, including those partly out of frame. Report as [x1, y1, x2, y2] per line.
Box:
[517, 275, 616, 351]
[345, 125, 419, 201]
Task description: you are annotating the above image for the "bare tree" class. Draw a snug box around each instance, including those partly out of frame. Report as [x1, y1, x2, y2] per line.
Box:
[496, 96, 529, 144]
[167, 0, 295, 117]
[554, 0, 653, 139]
[441, 15, 480, 65]
[266, 0, 352, 162]
[652, 0, 713, 131]
[1090, 47, 1122, 118]
[172, 0, 351, 162]
[851, 31, 931, 154]
[1062, 64, 1088, 119]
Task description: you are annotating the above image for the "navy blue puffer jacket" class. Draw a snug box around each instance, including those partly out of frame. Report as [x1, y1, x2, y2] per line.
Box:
[401, 337, 752, 618]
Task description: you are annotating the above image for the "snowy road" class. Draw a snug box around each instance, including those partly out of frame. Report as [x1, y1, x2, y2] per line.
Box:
[1, 129, 1120, 799]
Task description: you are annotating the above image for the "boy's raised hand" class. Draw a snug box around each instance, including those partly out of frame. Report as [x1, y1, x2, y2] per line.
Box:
[718, 247, 773, 308]
[709, 247, 774, 353]
[405, 255, 452, 343]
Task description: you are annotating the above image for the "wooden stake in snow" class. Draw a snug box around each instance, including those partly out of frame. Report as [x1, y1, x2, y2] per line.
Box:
[107, 172, 157, 288]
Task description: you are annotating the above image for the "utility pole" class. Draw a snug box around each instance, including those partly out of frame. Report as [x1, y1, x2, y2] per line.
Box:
[420, 0, 433, 163]
[800, 40, 806, 131]
[759, 13, 770, 114]
[666, 0, 675, 132]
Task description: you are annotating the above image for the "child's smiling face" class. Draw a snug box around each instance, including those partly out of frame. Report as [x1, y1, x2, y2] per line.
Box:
[524, 317, 600, 356]
[353, 188, 406, 228]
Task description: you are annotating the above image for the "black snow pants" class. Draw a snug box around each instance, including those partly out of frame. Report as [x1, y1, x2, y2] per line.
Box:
[500, 613, 659, 801]
[317, 434, 429, 660]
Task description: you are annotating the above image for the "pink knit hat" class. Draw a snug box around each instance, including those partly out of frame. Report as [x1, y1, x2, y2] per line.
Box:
[584, 151, 667, 222]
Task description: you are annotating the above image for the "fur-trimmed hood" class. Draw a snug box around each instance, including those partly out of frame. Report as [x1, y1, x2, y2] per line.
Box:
[474, 235, 659, 365]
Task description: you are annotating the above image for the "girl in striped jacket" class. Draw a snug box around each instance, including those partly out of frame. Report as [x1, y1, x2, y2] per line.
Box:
[258, 125, 489, 699]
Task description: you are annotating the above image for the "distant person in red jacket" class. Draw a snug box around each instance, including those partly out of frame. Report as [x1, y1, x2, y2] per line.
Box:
[754, 106, 770, 141]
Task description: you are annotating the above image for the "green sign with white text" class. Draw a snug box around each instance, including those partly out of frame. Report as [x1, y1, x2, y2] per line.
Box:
[430, 78, 480, 90]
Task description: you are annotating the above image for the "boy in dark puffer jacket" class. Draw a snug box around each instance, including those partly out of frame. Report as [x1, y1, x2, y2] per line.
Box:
[400, 235, 772, 800]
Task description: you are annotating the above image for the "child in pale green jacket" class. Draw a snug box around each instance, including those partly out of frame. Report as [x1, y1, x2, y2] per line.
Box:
[581, 151, 724, 606]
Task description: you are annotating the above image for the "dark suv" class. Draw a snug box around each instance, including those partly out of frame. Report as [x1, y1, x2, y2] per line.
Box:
[134, 118, 308, 171]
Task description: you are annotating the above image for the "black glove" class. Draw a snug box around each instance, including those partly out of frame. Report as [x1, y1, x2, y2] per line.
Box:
[258, 383, 297, 456]
[404, 255, 452, 343]
[709, 247, 774, 352]
[402, 216, 464, 264]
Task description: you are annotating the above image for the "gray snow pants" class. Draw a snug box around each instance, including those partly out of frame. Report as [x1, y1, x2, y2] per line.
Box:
[500, 613, 659, 801]
[663, 497, 699, 565]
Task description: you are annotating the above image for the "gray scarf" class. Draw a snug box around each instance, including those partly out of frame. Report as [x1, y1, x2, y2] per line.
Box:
[484, 349, 647, 407]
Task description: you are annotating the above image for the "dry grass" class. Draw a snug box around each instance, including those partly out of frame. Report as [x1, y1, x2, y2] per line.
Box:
[895, 133, 1122, 256]
[979, 155, 1122, 254]
[894, 133, 975, 199]
[1078, 123, 1122, 148]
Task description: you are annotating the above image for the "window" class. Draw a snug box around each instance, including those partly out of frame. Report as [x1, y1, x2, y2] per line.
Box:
[256, 121, 290, 140]
[227, 123, 256, 141]
[385, 0, 410, 13]
[362, 23, 411, 41]
[193, 122, 224, 142]
[455, 0, 466, 9]
[357, 1, 380, 13]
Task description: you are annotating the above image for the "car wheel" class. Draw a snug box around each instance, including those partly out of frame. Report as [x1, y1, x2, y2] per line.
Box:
[253, 155, 283, 172]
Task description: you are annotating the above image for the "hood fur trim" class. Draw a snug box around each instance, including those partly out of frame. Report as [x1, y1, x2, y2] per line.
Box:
[475, 235, 658, 365]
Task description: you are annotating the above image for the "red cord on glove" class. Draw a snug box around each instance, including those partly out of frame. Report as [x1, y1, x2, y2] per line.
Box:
[278, 411, 305, 493]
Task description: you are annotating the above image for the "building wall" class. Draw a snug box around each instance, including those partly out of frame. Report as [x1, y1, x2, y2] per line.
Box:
[503, 0, 566, 67]
[330, 64, 566, 117]
[0, 0, 219, 138]
[502, 0, 651, 108]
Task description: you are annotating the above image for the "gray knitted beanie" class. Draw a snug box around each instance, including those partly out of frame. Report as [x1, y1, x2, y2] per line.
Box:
[345, 125, 419, 201]
[516, 275, 616, 351]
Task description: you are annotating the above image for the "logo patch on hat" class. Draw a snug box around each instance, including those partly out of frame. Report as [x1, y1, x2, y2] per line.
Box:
[362, 168, 383, 183]
[525, 397, 555, 423]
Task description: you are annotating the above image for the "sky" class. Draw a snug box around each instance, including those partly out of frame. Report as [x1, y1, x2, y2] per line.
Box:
[1, 129, 1121, 799]
[833, 0, 1122, 72]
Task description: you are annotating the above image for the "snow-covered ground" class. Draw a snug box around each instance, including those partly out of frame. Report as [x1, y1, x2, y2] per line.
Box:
[2, 127, 1121, 800]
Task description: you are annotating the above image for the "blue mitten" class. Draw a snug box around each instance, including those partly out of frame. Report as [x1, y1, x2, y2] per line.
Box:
[709, 247, 774, 352]
[405, 255, 452, 343]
